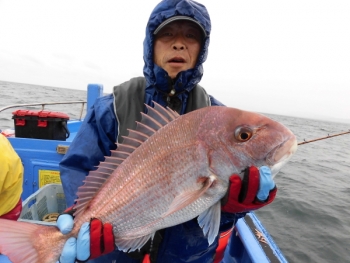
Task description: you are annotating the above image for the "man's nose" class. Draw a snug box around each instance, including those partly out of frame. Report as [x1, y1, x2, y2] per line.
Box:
[172, 35, 186, 50]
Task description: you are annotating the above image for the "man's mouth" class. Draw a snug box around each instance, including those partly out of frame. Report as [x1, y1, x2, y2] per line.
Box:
[168, 57, 185, 63]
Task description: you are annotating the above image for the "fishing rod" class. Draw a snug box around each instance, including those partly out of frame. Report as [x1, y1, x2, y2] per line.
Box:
[298, 130, 350, 145]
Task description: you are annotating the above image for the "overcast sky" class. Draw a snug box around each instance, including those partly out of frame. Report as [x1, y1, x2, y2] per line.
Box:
[0, 0, 349, 122]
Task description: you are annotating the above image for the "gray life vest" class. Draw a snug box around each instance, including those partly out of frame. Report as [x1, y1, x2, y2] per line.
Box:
[113, 77, 211, 143]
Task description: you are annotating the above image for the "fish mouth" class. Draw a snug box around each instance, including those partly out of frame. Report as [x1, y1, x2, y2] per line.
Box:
[266, 136, 298, 177]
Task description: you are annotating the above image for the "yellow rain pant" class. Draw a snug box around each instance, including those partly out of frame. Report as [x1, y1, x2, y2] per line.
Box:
[0, 134, 23, 216]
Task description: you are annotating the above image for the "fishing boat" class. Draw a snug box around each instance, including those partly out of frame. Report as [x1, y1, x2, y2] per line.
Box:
[0, 84, 288, 263]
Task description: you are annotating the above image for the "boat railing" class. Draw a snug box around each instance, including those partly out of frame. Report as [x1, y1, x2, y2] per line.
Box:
[0, 101, 87, 120]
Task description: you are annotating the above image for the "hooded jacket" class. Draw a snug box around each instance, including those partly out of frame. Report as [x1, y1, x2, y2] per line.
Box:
[60, 1, 239, 262]
[142, 0, 211, 114]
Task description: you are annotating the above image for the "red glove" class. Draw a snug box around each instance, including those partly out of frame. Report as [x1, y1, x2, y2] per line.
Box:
[221, 166, 277, 213]
[59, 206, 115, 260]
[89, 218, 115, 259]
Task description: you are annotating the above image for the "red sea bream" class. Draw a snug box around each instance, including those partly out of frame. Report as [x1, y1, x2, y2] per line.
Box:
[0, 103, 297, 263]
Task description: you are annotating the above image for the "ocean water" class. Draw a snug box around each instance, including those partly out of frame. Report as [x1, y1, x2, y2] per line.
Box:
[1, 80, 349, 263]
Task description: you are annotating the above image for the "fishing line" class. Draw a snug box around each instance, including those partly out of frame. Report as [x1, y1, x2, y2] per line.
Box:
[298, 130, 350, 145]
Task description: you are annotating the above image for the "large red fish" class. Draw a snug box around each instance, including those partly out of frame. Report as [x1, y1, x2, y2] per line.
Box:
[0, 103, 297, 263]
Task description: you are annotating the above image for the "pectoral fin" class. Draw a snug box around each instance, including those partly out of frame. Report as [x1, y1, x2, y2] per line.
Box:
[162, 175, 217, 218]
[198, 201, 221, 245]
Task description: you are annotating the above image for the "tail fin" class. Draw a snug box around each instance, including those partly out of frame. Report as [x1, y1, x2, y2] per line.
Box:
[0, 219, 61, 263]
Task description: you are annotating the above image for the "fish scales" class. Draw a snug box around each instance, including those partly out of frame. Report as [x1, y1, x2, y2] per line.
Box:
[0, 104, 297, 263]
[76, 108, 221, 239]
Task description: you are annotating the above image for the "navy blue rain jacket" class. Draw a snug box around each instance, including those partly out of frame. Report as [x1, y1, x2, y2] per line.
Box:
[60, 0, 241, 262]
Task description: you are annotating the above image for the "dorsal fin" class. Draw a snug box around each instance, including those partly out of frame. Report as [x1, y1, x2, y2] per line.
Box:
[153, 102, 180, 120]
[74, 101, 179, 217]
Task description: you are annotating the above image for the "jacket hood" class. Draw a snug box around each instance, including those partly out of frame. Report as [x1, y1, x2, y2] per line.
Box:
[143, 0, 211, 94]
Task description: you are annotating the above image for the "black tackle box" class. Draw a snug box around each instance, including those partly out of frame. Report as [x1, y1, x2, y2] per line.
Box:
[12, 110, 70, 140]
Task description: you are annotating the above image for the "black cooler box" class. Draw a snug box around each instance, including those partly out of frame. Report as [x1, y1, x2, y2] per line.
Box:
[12, 110, 70, 140]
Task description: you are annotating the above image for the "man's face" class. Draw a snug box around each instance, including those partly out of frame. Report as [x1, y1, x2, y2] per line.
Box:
[153, 20, 203, 79]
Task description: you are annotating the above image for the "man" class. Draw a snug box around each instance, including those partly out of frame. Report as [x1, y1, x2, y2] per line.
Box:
[58, 0, 277, 262]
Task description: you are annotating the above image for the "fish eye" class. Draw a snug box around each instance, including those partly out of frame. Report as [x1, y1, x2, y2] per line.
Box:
[234, 127, 253, 142]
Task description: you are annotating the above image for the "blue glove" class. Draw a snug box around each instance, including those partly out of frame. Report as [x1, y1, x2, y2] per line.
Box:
[257, 166, 276, 201]
[56, 214, 90, 263]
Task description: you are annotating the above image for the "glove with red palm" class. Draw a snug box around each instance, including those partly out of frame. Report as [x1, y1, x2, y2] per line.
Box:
[57, 208, 114, 263]
[221, 166, 277, 213]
